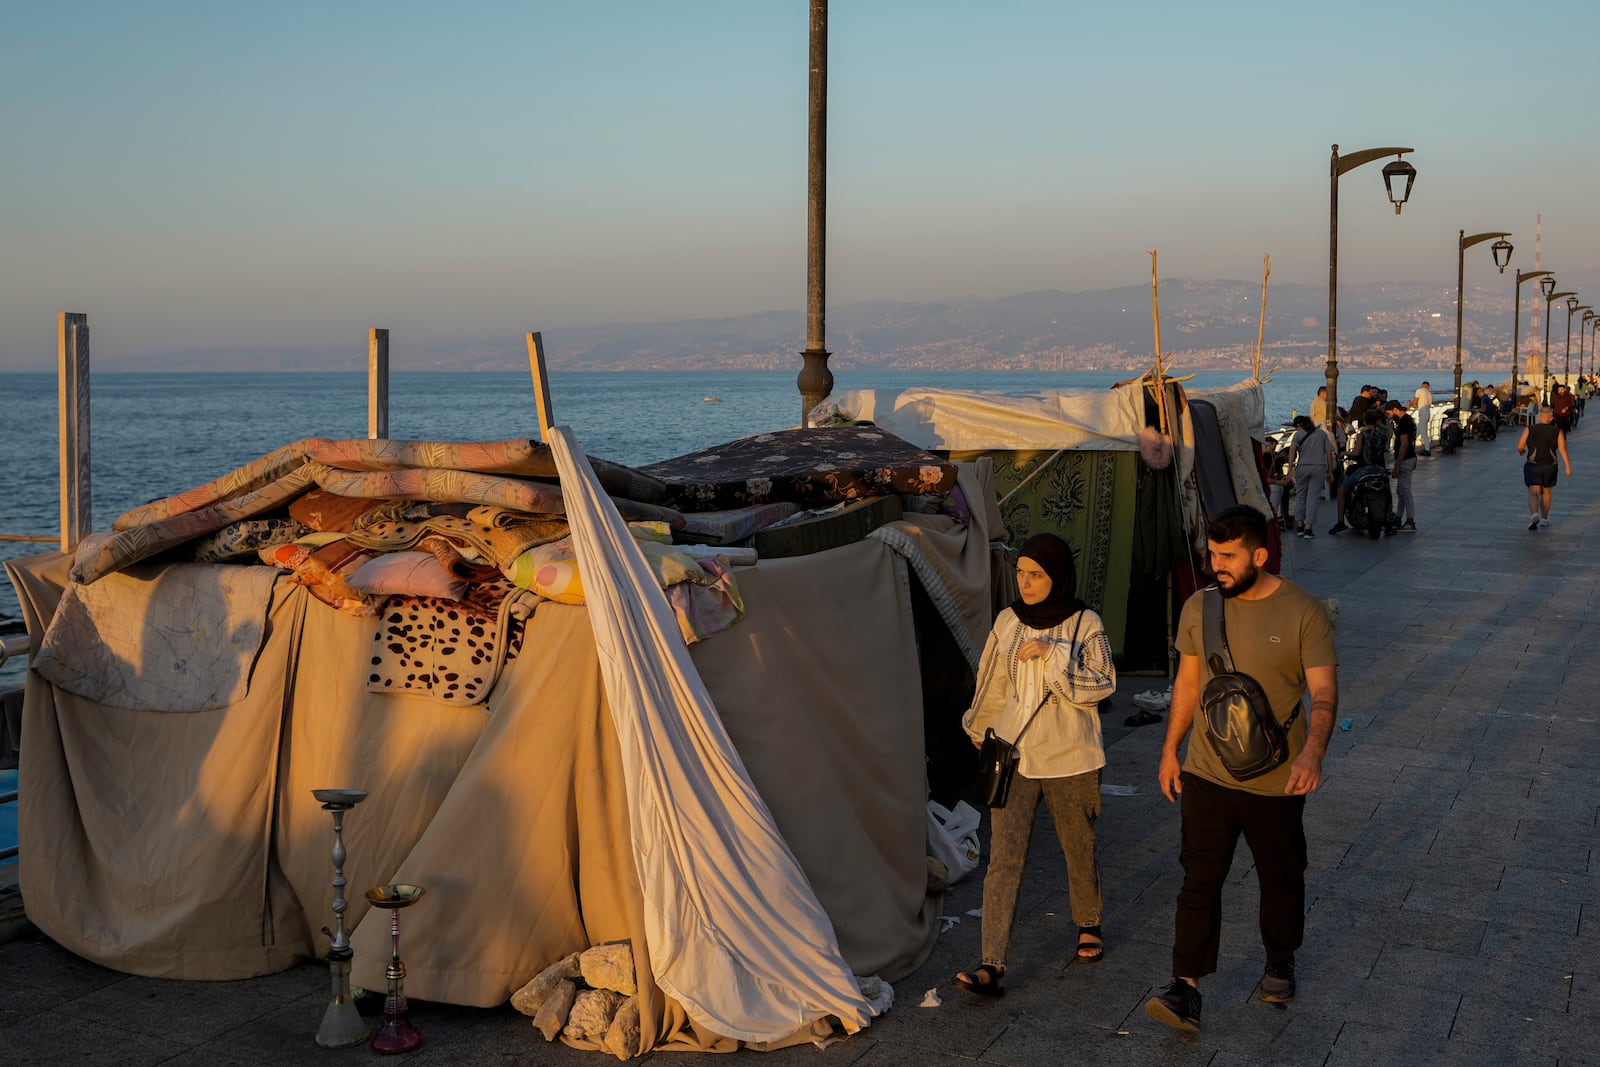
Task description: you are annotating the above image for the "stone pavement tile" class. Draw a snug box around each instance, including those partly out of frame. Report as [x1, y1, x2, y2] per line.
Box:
[1404, 879, 1581, 935]
[1319, 1020, 1554, 1067]
[1334, 848, 1502, 892]
[1568, 970, 1600, 1018]
[981, 1017, 1219, 1067]
[1448, 992, 1599, 1064]
[0, 1010, 191, 1067]
[53, 964, 313, 1047]
[1430, 835, 1591, 876]
[847, 1041, 992, 1067]
[1479, 922, 1600, 974]
[1369, 941, 1572, 1013]
[1283, 970, 1462, 1040]
[1499, 865, 1600, 904]
[1307, 898, 1486, 957]
[1580, 907, 1600, 941]
[0, 933, 127, 1016]
[1341, 741, 1473, 770]
[1209, 1018, 1430, 1067]
[1428, 809, 1521, 850]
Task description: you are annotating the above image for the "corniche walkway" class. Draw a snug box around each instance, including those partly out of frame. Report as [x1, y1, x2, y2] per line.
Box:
[2, 421, 1597, 1066]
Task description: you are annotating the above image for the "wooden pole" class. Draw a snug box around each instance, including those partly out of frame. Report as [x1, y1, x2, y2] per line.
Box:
[525, 331, 556, 441]
[368, 328, 389, 439]
[1255, 254, 1270, 379]
[1148, 251, 1170, 435]
[58, 312, 91, 553]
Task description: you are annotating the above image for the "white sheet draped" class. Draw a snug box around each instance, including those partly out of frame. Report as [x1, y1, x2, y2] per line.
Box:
[547, 425, 872, 1043]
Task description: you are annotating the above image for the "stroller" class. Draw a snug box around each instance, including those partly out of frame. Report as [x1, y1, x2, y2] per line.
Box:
[1344, 467, 1399, 539]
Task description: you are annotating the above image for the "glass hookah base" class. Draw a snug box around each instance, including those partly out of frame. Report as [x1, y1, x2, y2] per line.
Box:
[371, 1014, 423, 1054]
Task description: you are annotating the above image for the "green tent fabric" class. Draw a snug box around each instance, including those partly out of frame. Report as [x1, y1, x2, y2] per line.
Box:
[948, 449, 1137, 654]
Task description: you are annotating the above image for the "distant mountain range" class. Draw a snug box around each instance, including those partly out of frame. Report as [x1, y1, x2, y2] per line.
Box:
[107, 274, 1600, 375]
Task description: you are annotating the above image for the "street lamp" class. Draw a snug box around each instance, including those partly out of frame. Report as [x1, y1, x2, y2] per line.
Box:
[1543, 288, 1575, 403]
[1455, 230, 1513, 404]
[1512, 269, 1552, 410]
[1327, 144, 1417, 418]
[1580, 308, 1593, 383]
[1565, 298, 1587, 386]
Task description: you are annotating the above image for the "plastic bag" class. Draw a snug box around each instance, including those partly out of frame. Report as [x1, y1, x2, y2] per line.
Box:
[926, 800, 982, 884]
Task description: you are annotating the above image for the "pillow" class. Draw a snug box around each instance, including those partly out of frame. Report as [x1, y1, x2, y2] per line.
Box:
[347, 552, 469, 602]
[262, 538, 377, 617]
[289, 488, 394, 532]
[191, 518, 311, 562]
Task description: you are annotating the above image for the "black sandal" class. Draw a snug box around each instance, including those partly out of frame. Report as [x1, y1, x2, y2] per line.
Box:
[953, 963, 1005, 997]
[1076, 926, 1105, 963]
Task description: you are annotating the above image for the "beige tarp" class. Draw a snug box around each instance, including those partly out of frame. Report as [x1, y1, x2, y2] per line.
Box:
[813, 384, 1148, 451]
[5, 518, 944, 1047]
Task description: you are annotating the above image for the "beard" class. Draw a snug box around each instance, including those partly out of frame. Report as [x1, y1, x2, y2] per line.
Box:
[1217, 564, 1260, 599]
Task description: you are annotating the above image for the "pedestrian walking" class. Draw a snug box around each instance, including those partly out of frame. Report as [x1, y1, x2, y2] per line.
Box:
[1517, 408, 1573, 529]
[1146, 505, 1338, 1032]
[954, 533, 1116, 996]
[1287, 416, 1334, 538]
[1384, 400, 1418, 531]
[1411, 380, 1433, 455]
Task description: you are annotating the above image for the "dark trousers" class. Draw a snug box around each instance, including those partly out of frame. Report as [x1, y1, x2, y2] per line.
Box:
[1172, 772, 1307, 979]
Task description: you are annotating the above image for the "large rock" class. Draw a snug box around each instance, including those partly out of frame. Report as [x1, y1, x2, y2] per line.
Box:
[563, 988, 623, 1041]
[510, 951, 582, 1017]
[533, 978, 577, 1041]
[603, 996, 641, 1061]
[578, 941, 637, 996]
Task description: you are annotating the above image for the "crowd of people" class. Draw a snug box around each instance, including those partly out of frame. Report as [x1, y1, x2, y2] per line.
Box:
[1264, 375, 1587, 536]
[945, 375, 1585, 1035]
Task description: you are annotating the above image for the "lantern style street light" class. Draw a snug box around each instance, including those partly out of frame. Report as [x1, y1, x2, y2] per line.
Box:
[1326, 144, 1417, 418]
[1512, 269, 1552, 409]
[1455, 230, 1513, 404]
[1544, 288, 1576, 403]
[1565, 298, 1588, 386]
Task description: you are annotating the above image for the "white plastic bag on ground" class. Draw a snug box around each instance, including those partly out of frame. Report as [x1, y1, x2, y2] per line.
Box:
[926, 800, 981, 884]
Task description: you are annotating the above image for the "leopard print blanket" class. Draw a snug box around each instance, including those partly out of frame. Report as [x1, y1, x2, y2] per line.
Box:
[366, 580, 540, 707]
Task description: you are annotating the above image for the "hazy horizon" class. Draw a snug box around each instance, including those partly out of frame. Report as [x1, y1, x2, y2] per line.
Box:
[4, 2, 1597, 373]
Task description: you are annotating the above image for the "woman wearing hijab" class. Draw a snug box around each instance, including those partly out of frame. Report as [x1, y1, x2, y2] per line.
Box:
[953, 533, 1117, 996]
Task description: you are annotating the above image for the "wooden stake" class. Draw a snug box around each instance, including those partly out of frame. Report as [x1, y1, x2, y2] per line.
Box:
[1255, 254, 1270, 379]
[525, 331, 556, 441]
[368, 328, 389, 439]
[1148, 251, 1170, 435]
[58, 312, 91, 553]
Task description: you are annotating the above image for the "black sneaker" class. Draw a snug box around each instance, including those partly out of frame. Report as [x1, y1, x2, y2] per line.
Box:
[1258, 961, 1296, 1003]
[1328, 521, 1348, 535]
[1146, 978, 1202, 1031]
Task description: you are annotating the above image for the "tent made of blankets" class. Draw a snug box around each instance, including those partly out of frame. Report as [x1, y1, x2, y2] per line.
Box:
[813, 379, 1270, 672]
[3, 427, 998, 1053]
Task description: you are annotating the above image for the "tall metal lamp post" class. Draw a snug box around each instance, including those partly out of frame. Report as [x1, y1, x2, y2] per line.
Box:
[1564, 297, 1586, 387]
[1543, 287, 1575, 403]
[1327, 144, 1417, 419]
[1584, 310, 1597, 381]
[1455, 230, 1513, 404]
[796, 0, 832, 428]
[1511, 269, 1552, 409]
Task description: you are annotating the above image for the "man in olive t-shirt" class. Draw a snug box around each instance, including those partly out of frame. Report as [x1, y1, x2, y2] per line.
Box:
[1145, 505, 1338, 1032]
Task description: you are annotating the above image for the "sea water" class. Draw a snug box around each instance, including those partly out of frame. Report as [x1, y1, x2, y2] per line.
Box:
[0, 365, 1488, 682]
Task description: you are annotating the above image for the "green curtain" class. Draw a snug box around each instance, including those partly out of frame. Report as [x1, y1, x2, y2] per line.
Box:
[950, 449, 1138, 654]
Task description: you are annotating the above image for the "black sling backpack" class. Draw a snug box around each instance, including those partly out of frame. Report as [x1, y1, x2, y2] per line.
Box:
[1199, 587, 1300, 781]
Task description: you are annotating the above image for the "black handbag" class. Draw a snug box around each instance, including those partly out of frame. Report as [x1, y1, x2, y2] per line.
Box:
[973, 614, 1086, 808]
[1199, 587, 1299, 781]
[974, 728, 1024, 808]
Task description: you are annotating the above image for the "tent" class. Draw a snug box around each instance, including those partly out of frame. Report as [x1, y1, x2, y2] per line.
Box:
[4, 429, 1000, 1053]
[815, 378, 1270, 672]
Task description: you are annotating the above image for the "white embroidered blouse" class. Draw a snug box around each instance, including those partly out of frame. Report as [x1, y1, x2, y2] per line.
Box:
[961, 607, 1117, 779]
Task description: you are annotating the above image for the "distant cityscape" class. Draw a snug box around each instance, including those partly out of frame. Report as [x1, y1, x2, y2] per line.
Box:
[83, 275, 1600, 377]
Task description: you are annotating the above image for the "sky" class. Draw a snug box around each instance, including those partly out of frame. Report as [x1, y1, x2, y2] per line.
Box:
[3, 0, 1598, 370]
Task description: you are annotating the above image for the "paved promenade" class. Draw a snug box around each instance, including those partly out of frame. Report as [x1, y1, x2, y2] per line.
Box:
[3, 423, 1597, 1066]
